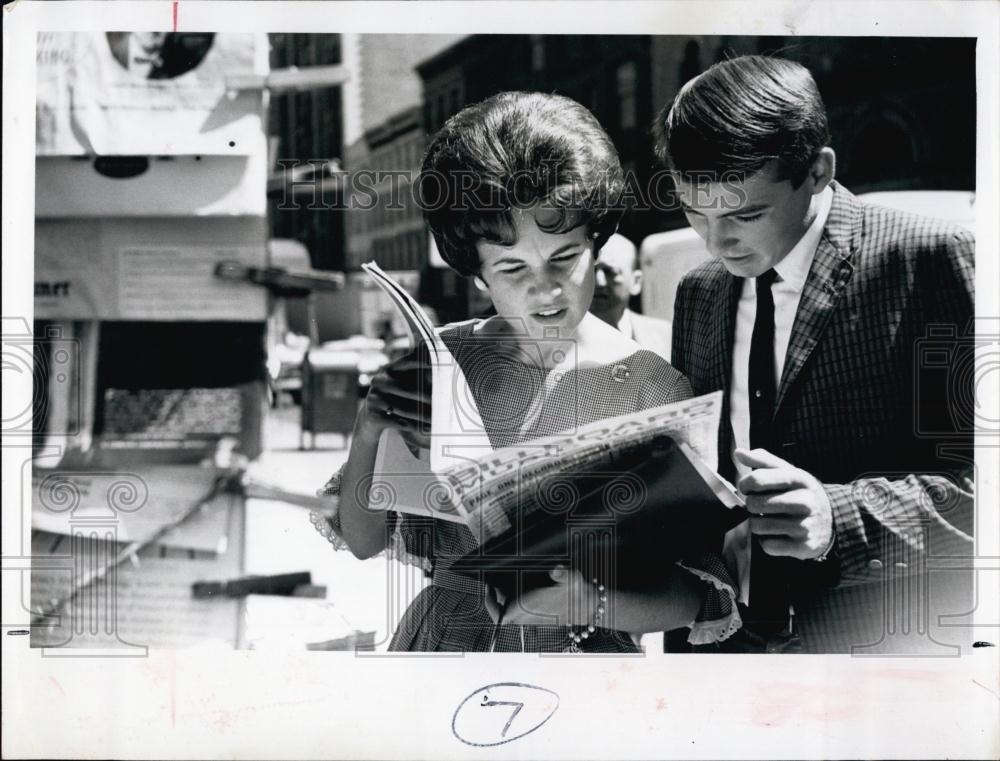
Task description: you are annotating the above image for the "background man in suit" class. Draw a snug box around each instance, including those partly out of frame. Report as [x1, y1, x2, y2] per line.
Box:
[656, 55, 975, 653]
[591, 233, 673, 359]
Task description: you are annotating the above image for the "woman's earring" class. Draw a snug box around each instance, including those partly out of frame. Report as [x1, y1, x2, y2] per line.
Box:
[473, 276, 489, 292]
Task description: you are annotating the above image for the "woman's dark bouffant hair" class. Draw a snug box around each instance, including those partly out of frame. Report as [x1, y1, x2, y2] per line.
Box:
[654, 55, 830, 187]
[417, 92, 625, 277]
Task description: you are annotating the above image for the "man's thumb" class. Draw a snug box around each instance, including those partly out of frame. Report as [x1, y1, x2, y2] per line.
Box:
[734, 447, 787, 469]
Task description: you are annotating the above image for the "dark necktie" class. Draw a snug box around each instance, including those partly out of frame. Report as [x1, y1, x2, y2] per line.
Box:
[747, 269, 790, 633]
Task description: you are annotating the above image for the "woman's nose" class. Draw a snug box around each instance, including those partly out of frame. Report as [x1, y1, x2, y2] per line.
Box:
[529, 279, 563, 298]
[595, 268, 608, 287]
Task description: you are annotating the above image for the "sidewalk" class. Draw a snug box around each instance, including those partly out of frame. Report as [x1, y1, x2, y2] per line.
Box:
[242, 404, 427, 651]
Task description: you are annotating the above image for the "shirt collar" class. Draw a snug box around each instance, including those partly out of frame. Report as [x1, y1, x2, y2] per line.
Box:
[616, 308, 634, 339]
[771, 185, 834, 293]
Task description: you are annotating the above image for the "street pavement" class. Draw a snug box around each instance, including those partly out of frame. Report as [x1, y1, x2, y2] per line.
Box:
[242, 403, 428, 651]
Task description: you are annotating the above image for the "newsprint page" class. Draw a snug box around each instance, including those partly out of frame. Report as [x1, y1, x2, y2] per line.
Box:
[2, 2, 998, 759]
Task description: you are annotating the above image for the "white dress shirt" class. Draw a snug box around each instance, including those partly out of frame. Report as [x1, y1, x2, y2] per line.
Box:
[616, 308, 634, 340]
[725, 186, 834, 604]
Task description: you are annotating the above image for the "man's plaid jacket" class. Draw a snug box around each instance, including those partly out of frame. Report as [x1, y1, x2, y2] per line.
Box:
[670, 181, 976, 654]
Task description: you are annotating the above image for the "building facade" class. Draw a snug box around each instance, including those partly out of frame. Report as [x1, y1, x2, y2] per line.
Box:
[267, 33, 346, 272]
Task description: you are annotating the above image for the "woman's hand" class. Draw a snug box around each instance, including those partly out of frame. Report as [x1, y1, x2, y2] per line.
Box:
[500, 566, 592, 627]
[338, 345, 432, 559]
[359, 347, 433, 454]
[500, 564, 705, 634]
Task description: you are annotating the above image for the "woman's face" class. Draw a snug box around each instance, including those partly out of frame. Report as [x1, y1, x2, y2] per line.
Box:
[475, 210, 596, 343]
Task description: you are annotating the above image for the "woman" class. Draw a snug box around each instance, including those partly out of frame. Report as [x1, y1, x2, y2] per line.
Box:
[315, 92, 739, 652]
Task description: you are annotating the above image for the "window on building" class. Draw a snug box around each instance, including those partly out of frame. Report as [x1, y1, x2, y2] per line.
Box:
[531, 36, 545, 72]
[617, 61, 638, 130]
[680, 40, 702, 86]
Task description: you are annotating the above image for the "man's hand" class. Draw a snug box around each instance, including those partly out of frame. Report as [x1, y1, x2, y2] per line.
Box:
[735, 448, 834, 560]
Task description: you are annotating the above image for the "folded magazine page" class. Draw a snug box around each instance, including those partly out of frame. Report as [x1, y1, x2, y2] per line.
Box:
[362, 261, 493, 486]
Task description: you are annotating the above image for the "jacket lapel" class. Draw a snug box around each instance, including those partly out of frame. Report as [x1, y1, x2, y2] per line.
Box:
[774, 183, 859, 413]
[710, 271, 742, 393]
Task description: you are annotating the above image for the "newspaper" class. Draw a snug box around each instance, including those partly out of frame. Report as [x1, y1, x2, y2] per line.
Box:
[362, 264, 740, 545]
[439, 393, 733, 542]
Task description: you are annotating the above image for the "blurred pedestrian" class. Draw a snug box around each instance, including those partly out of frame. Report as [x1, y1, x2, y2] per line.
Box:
[591, 233, 672, 359]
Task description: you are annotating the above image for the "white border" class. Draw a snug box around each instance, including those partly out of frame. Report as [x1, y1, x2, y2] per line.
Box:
[3, 3, 998, 759]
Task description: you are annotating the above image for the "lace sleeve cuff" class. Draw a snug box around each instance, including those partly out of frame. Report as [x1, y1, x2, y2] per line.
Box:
[677, 555, 743, 645]
[311, 466, 433, 573]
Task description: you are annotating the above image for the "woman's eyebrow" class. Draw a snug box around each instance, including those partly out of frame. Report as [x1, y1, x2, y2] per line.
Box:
[546, 243, 580, 258]
[489, 242, 579, 267]
[490, 255, 526, 266]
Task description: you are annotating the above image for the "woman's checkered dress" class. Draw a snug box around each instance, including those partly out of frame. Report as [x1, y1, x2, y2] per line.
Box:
[319, 319, 740, 652]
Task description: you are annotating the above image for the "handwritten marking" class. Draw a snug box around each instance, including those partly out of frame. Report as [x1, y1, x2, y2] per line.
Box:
[972, 641, 996, 648]
[482, 699, 523, 737]
[6, 629, 29, 636]
[172, 1, 178, 32]
[971, 679, 1000, 701]
[452, 682, 559, 747]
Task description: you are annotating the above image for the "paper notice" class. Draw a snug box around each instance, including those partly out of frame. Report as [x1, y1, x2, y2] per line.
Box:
[117, 245, 266, 320]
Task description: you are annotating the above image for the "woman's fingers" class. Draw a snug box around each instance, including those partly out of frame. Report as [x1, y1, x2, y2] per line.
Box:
[380, 350, 433, 398]
[373, 371, 431, 404]
[367, 389, 430, 423]
[362, 393, 431, 453]
[483, 587, 504, 624]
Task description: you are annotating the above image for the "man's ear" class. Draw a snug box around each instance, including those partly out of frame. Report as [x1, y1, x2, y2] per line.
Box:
[629, 270, 643, 297]
[473, 275, 489, 292]
[809, 147, 836, 194]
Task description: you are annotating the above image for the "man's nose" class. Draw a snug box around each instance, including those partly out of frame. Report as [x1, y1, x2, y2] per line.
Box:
[705, 221, 739, 257]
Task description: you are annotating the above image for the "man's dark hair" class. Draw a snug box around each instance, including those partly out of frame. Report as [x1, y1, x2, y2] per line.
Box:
[654, 55, 830, 187]
[417, 91, 625, 276]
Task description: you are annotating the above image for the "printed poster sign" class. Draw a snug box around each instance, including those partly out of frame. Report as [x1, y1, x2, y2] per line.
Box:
[36, 32, 268, 155]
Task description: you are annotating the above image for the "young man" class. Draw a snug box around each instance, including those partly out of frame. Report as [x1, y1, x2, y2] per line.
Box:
[591, 233, 673, 359]
[656, 55, 975, 654]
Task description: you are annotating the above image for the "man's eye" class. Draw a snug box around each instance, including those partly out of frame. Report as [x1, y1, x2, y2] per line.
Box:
[736, 212, 764, 223]
[498, 265, 525, 275]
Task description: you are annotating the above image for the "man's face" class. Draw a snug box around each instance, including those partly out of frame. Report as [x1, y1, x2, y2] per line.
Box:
[673, 160, 824, 278]
[591, 242, 641, 326]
